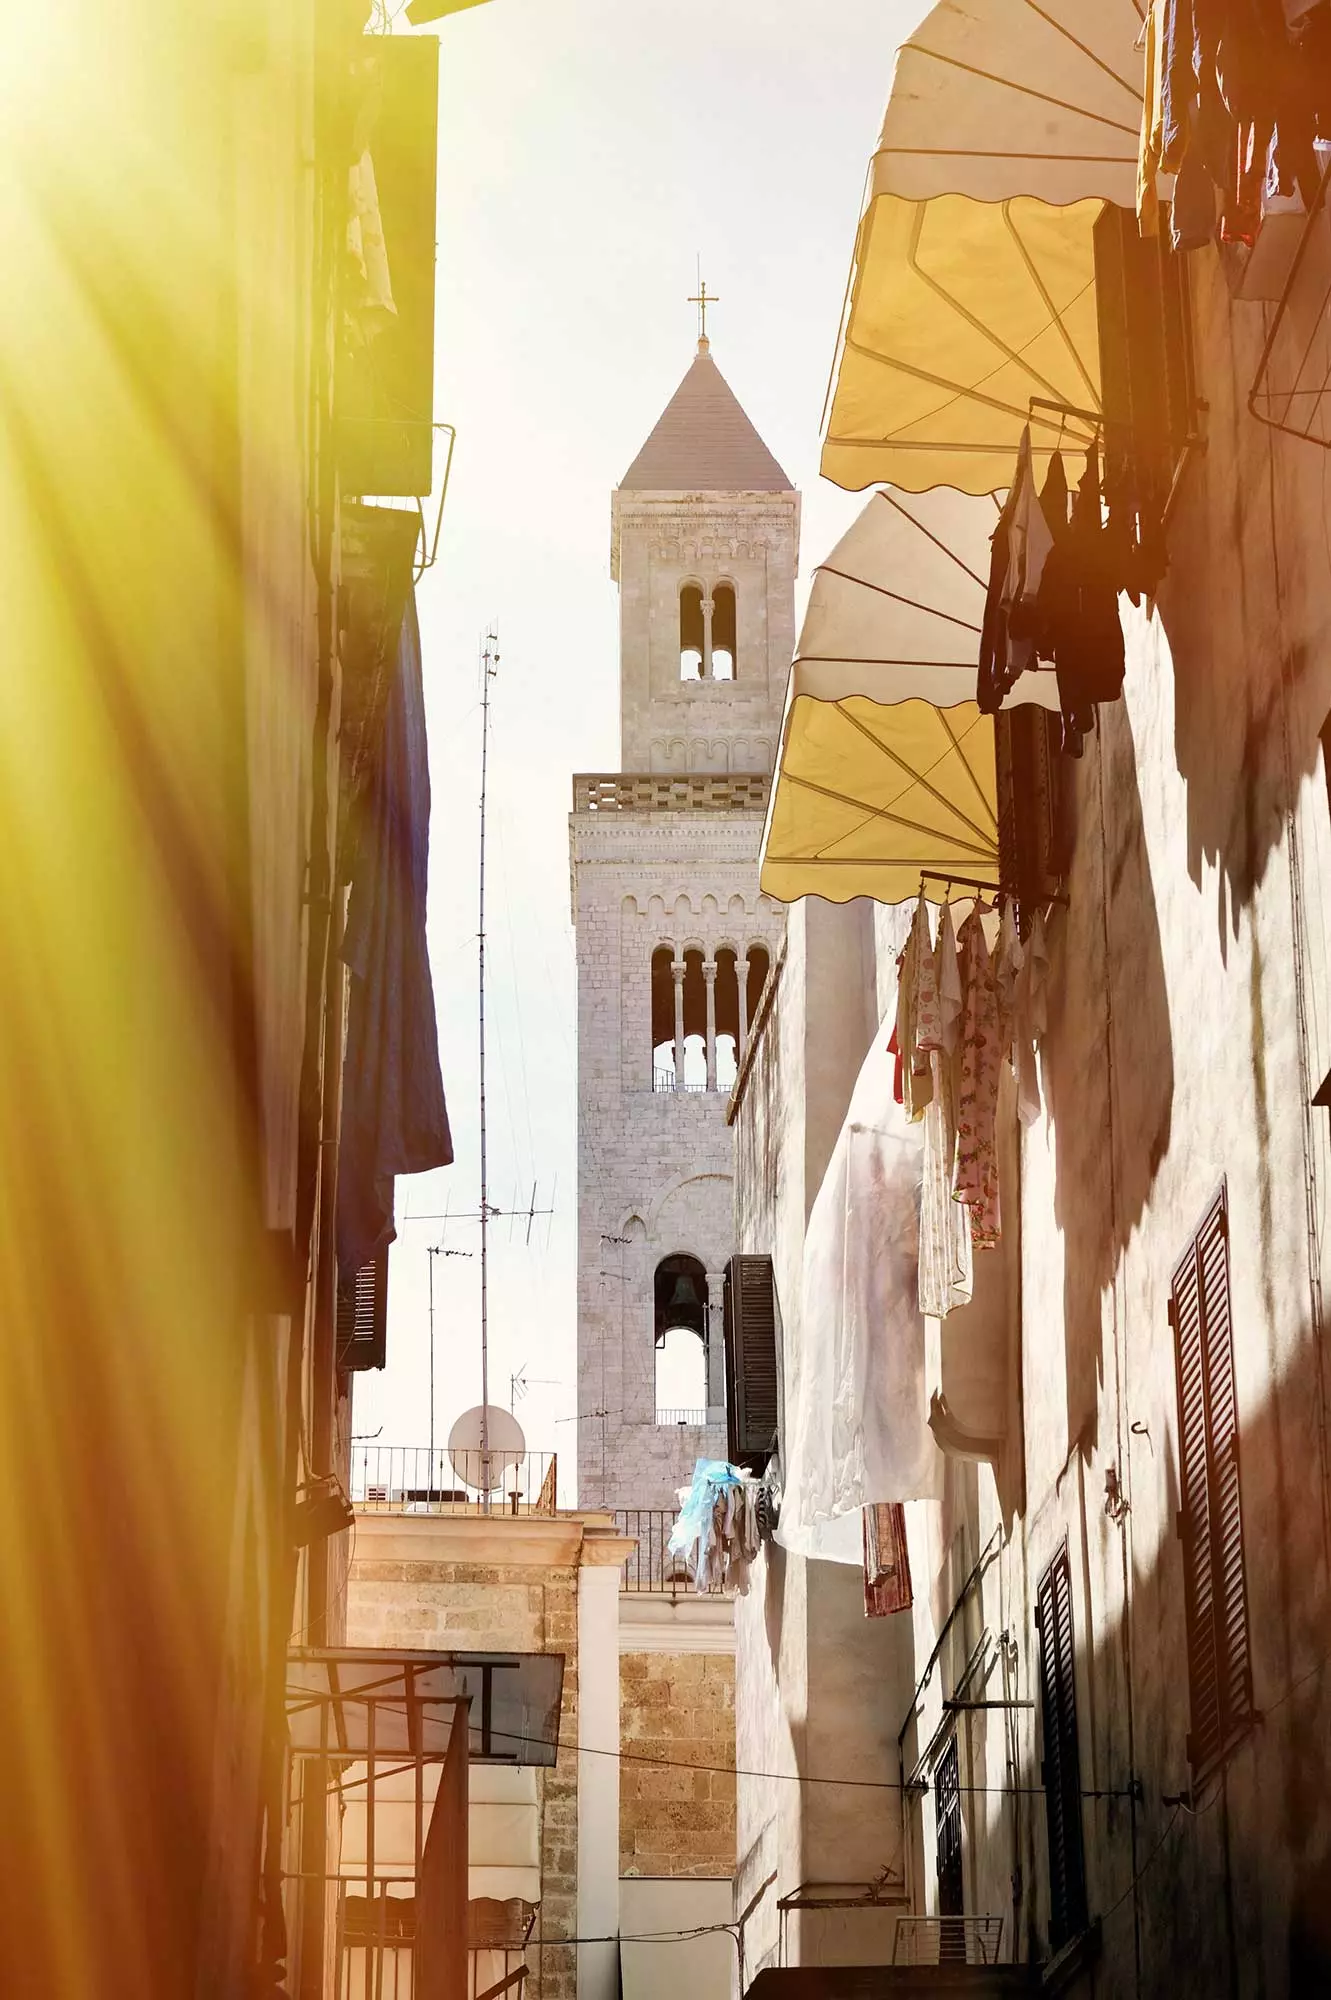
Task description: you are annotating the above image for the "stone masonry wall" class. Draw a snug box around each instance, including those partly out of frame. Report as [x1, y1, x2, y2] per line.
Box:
[346, 1554, 579, 2000]
[619, 1651, 735, 1878]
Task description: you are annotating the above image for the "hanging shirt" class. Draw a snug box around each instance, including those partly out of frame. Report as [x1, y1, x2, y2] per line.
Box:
[863, 1503, 913, 1617]
[953, 908, 1003, 1249]
[1013, 907, 1052, 1127]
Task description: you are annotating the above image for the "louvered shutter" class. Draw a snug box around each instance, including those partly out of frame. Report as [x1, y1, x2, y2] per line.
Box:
[723, 1255, 778, 1470]
[337, 1250, 389, 1372]
[1036, 1544, 1088, 1951]
[1171, 1184, 1254, 1777]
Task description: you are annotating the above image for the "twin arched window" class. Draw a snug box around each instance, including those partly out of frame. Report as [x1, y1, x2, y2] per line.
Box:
[679, 582, 737, 682]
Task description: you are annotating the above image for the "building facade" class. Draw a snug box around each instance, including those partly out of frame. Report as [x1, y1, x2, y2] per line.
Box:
[570, 341, 795, 1513]
[724, 4, 1331, 1994]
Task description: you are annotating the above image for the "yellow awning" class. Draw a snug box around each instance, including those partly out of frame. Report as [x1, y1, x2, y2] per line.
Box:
[822, 0, 1144, 496]
[760, 489, 1058, 907]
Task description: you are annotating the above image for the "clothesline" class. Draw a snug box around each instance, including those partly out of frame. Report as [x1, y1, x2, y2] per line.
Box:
[917, 867, 1069, 909]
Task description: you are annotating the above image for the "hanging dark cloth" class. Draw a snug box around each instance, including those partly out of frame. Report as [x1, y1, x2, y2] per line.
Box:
[1036, 445, 1126, 757]
[337, 589, 453, 1279]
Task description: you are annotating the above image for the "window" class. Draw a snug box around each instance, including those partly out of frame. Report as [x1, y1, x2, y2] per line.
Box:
[935, 1737, 965, 1961]
[746, 944, 770, 1027]
[1170, 1181, 1255, 1779]
[711, 581, 736, 679]
[654, 1255, 708, 1424]
[722, 1254, 778, 1469]
[1036, 1543, 1088, 1952]
[679, 584, 704, 680]
[651, 946, 676, 1088]
[714, 947, 739, 1091]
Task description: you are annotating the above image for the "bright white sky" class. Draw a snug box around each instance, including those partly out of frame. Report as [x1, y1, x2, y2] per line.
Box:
[350, 0, 913, 1494]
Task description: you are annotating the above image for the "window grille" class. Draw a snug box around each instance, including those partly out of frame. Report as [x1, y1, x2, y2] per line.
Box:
[1036, 1542, 1089, 1951]
[1170, 1181, 1255, 1779]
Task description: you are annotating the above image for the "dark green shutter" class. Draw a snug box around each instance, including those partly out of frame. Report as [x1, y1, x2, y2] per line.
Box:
[337, 1249, 389, 1372]
[1036, 1543, 1088, 1950]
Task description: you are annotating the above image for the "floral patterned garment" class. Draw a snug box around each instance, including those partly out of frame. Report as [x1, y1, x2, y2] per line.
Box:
[953, 906, 1003, 1248]
[897, 893, 935, 1120]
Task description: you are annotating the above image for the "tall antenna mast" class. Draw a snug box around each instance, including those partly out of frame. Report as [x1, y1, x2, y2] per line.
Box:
[478, 632, 499, 1476]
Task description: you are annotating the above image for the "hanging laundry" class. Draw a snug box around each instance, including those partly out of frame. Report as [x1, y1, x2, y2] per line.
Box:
[895, 894, 934, 1121]
[918, 898, 972, 1317]
[953, 906, 1003, 1249]
[1012, 907, 1052, 1126]
[668, 1460, 761, 1596]
[1035, 443, 1126, 756]
[863, 1502, 913, 1616]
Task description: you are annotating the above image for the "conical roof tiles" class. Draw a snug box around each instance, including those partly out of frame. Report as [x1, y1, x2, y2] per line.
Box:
[619, 344, 793, 493]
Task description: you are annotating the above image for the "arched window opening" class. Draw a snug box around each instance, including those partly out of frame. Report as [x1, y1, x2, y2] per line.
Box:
[679, 584, 704, 681]
[680, 949, 706, 1091]
[711, 582, 736, 680]
[654, 1253, 709, 1424]
[656, 1328, 707, 1424]
[714, 947, 740, 1092]
[747, 944, 771, 1025]
[651, 946, 676, 1090]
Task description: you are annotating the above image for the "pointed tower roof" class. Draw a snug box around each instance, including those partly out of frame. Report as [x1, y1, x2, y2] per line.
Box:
[619, 342, 793, 493]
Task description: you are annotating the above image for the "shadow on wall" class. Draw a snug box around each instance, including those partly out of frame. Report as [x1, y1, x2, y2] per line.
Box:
[1074, 1316, 1331, 1991]
[1042, 699, 1174, 1458]
[1159, 254, 1331, 948]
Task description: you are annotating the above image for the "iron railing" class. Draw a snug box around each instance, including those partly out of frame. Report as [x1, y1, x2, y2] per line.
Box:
[652, 1067, 709, 1093]
[615, 1507, 723, 1595]
[655, 1408, 709, 1427]
[891, 1916, 1005, 1965]
[352, 1447, 558, 1515]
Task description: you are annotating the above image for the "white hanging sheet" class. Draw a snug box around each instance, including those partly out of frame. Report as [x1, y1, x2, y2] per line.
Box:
[778, 1013, 943, 1563]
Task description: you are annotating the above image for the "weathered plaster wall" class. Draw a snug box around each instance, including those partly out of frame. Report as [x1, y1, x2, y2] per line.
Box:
[619, 1650, 736, 1878]
[731, 230, 1331, 1995]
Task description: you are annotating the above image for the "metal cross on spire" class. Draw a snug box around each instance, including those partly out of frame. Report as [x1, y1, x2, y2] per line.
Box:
[689, 266, 719, 348]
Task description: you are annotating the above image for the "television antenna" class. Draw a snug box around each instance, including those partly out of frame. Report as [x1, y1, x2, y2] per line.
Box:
[402, 633, 553, 1500]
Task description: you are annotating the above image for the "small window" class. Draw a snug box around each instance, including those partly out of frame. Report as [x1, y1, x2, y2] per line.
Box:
[1170, 1181, 1255, 1780]
[1036, 1543, 1088, 1952]
[711, 582, 736, 680]
[680, 585, 704, 680]
[746, 945, 770, 1027]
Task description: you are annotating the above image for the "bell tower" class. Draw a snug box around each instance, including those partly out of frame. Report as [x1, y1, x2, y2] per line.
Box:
[570, 340, 798, 1511]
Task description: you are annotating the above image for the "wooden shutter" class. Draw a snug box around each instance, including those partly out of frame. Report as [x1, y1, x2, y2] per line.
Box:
[1093, 204, 1193, 516]
[723, 1255, 778, 1469]
[337, 1249, 389, 1372]
[1036, 1543, 1088, 1951]
[934, 1736, 965, 1960]
[1170, 1183, 1254, 1777]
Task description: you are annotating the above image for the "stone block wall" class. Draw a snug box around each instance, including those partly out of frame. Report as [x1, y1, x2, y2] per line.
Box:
[619, 1650, 735, 1878]
[346, 1552, 580, 2000]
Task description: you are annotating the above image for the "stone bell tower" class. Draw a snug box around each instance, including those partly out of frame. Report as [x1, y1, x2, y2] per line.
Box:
[570, 338, 798, 1511]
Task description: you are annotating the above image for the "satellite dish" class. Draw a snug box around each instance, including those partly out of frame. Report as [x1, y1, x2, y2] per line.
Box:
[448, 1405, 526, 1494]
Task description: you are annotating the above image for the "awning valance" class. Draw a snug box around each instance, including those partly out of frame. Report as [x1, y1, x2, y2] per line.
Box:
[759, 490, 1057, 907]
[821, 0, 1144, 496]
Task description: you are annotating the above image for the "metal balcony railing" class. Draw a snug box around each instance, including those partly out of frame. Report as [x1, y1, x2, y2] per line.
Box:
[614, 1507, 723, 1595]
[352, 1446, 559, 1516]
[655, 1407, 708, 1427]
[891, 1916, 1005, 1965]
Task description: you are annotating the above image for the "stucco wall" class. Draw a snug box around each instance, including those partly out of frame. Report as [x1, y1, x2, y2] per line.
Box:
[619, 1650, 736, 1877]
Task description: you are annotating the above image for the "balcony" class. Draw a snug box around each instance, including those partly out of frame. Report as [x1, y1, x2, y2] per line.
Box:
[615, 1507, 724, 1595]
[352, 1445, 559, 1515]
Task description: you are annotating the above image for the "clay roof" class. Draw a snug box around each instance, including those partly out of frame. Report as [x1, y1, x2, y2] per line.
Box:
[619, 343, 793, 493]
